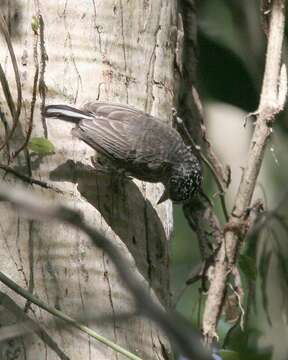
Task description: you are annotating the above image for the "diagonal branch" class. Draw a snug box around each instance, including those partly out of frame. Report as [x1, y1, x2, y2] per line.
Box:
[0, 291, 70, 360]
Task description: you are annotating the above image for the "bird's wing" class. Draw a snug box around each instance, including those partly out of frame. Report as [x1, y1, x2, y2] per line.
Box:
[81, 102, 146, 119]
[74, 103, 179, 173]
[73, 103, 148, 161]
[73, 118, 133, 160]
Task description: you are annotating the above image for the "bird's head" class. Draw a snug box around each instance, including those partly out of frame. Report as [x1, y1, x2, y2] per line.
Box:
[158, 159, 202, 204]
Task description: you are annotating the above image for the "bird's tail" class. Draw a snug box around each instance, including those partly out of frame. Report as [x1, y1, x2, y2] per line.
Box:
[44, 105, 94, 123]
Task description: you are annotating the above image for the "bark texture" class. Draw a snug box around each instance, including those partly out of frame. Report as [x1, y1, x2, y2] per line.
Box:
[0, 1, 178, 358]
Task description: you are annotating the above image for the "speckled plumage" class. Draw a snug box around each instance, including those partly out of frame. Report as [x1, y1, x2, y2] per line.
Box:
[45, 102, 202, 203]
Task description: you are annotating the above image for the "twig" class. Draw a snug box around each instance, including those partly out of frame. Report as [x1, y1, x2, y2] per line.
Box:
[0, 107, 11, 161]
[38, 14, 48, 138]
[0, 14, 22, 152]
[0, 183, 211, 360]
[172, 262, 205, 308]
[245, 190, 288, 237]
[0, 164, 63, 193]
[228, 284, 245, 331]
[191, 87, 230, 188]
[202, 0, 287, 344]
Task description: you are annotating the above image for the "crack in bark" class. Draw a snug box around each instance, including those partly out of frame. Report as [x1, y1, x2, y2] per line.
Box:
[144, 2, 162, 113]
[41, 260, 51, 309]
[0, 219, 28, 287]
[46, 258, 61, 311]
[91, 0, 103, 55]
[76, 236, 89, 346]
[144, 200, 152, 284]
[145, 42, 157, 113]
[149, 327, 162, 360]
[62, 3, 83, 104]
[119, 0, 129, 103]
[24, 220, 35, 313]
[75, 252, 93, 360]
[15, 217, 29, 287]
[102, 252, 119, 360]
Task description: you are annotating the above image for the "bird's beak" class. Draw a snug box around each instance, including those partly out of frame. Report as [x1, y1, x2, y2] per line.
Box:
[157, 188, 169, 205]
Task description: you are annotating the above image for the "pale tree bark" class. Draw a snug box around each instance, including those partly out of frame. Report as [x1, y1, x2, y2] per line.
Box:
[0, 1, 179, 359]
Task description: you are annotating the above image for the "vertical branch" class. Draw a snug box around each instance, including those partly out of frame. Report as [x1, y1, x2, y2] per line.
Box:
[38, 14, 48, 138]
[178, 0, 229, 187]
[12, 21, 39, 159]
[202, 0, 287, 343]
[179, 0, 224, 264]
[0, 14, 22, 151]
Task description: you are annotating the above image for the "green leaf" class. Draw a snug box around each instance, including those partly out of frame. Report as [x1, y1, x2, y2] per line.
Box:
[239, 254, 257, 281]
[31, 15, 40, 34]
[28, 137, 55, 155]
[220, 349, 240, 360]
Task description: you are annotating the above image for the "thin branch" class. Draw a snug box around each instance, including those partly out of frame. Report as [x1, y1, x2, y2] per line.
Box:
[202, 0, 287, 344]
[0, 63, 16, 118]
[12, 23, 39, 159]
[191, 86, 230, 188]
[227, 284, 245, 331]
[172, 262, 205, 308]
[0, 14, 22, 152]
[38, 14, 48, 138]
[0, 107, 11, 161]
[0, 164, 63, 193]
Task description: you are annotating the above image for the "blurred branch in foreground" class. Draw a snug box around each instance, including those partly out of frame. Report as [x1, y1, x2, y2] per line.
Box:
[0, 183, 211, 360]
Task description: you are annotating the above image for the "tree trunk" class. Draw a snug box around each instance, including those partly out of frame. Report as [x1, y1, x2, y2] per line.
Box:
[0, 1, 178, 359]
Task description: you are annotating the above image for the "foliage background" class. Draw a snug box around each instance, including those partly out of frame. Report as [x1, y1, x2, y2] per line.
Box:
[172, 1, 288, 359]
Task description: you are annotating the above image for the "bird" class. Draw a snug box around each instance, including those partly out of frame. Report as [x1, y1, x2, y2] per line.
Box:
[44, 102, 202, 204]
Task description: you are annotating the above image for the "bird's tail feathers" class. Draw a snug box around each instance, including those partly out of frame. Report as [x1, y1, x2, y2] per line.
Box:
[44, 105, 93, 123]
